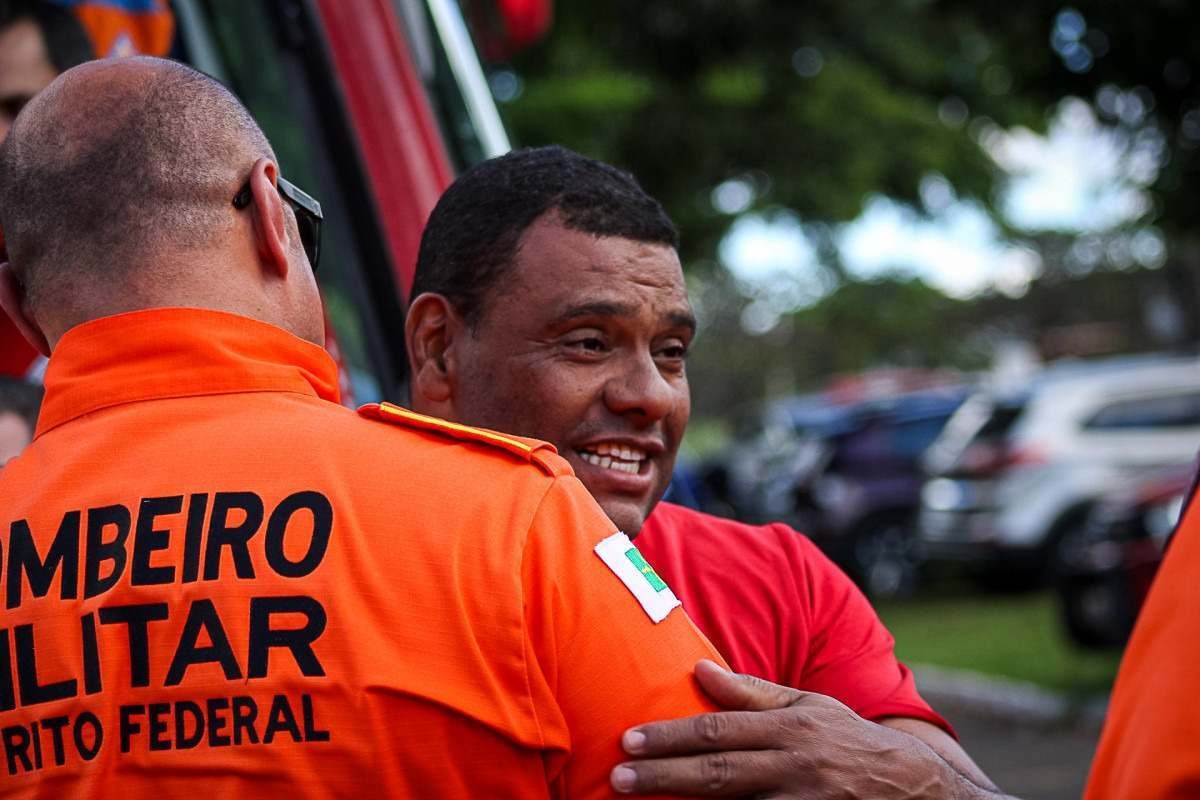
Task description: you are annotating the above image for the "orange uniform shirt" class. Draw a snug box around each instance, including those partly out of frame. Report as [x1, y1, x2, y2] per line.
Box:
[0, 308, 723, 799]
[1086, 498, 1200, 799]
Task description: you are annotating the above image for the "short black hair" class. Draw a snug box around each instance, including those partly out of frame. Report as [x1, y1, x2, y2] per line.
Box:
[0, 375, 42, 429]
[412, 145, 679, 325]
[0, 1, 94, 73]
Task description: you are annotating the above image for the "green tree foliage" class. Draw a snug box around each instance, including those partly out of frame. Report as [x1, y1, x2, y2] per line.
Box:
[489, 0, 1047, 262]
[791, 277, 984, 375]
[947, 2, 1199, 235]
[953, 1, 1200, 339]
[493, 2, 1199, 251]
[685, 272, 989, 420]
[478, 1, 1200, 422]
[685, 267, 1174, 421]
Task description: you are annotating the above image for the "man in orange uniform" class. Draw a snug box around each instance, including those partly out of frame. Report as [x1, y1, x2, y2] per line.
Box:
[1085, 497, 1200, 798]
[0, 56, 723, 798]
[405, 146, 1012, 799]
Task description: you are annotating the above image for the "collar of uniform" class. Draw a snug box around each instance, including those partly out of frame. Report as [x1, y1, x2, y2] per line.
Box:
[36, 307, 341, 438]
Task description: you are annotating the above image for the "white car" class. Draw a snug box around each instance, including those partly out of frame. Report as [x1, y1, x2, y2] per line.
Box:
[918, 355, 1200, 583]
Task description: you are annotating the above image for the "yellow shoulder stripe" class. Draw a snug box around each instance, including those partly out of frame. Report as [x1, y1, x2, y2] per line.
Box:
[358, 402, 538, 458]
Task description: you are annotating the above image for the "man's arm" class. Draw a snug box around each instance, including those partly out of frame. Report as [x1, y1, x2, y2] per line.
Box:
[611, 660, 1020, 799]
[521, 478, 728, 798]
[879, 715, 998, 792]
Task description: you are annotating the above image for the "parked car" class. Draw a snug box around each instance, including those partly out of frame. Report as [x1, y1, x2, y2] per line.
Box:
[699, 393, 852, 521]
[1056, 464, 1192, 648]
[705, 390, 966, 597]
[918, 355, 1200, 586]
[794, 391, 966, 597]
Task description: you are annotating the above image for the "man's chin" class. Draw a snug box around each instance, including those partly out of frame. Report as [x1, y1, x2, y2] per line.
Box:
[595, 495, 653, 539]
[564, 453, 662, 536]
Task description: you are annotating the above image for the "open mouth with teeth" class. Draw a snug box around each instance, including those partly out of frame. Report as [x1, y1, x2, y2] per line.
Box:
[577, 442, 647, 475]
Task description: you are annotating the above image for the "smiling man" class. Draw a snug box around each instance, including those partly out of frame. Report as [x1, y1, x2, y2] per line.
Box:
[406, 145, 1015, 799]
[409, 177, 692, 536]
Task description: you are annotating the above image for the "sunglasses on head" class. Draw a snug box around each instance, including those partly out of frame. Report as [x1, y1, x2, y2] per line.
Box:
[232, 176, 323, 271]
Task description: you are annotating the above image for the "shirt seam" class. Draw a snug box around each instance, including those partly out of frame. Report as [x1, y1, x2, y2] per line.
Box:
[518, 477, 563, 751]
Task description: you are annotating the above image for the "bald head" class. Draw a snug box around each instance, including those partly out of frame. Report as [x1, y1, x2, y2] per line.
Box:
[0, 57, 276, 321]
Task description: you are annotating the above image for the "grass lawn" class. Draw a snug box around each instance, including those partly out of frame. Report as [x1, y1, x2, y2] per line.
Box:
[875, 589, 1122, 697]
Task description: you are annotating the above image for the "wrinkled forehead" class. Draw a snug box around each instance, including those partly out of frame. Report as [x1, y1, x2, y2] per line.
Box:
[498, 222, 691, 321]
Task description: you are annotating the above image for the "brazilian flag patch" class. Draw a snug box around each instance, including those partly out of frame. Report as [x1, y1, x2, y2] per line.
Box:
[594, 532, 681, 623]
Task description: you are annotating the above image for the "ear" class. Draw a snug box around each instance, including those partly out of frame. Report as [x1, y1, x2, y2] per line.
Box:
[0, 263, 50, 356]
[246, 158, 292, 280]
[405, 292, 466, 411]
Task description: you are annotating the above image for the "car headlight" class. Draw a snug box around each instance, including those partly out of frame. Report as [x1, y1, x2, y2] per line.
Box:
[922, 478, 964, 511]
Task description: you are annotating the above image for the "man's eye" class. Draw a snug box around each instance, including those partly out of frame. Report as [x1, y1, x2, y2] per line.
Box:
[567, 337, 607, 352]
[657, 343, 690, 360]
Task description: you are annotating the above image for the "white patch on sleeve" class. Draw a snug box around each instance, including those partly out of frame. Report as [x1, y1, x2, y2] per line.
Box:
[594, 532, 681, 623]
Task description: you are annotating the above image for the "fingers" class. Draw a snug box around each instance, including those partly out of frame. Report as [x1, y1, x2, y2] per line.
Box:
[623, 709, 792, 756]
[611, 750, 784, 796]
[694, 659, 805, 711]
[624, 687, 856, 759]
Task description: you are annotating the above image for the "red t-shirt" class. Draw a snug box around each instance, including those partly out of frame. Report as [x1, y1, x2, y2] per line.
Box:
[637, 502, 952, 732]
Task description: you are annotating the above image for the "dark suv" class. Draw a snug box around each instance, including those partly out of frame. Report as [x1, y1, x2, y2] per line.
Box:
[706, 390, 965, 597]
[795, 392, 966, 596]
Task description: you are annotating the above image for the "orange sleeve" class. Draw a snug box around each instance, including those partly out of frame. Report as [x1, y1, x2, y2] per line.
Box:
[1086, 502, 1200, 799]
[520, 476, 726, 799]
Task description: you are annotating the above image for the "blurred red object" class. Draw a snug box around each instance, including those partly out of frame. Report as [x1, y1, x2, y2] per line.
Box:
[466, 0, 553, 60]
[0, 314, 37, 377]
[0, 226, 36, 376]
[497, 0, 552, 50]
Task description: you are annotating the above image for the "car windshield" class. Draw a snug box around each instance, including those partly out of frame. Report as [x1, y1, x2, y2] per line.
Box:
[923, 395, 1027, 475]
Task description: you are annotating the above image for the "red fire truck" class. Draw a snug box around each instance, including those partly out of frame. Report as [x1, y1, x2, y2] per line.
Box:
[1, 0, 548, 403]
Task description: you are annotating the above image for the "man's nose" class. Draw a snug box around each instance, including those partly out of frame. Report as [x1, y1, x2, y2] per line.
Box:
[604, 353, 677, 424]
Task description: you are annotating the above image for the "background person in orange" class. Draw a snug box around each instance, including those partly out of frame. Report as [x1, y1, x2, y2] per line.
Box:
[405, 146, 1014, 799]
[0, 56, 724, 798]
[1084, 492, 1200, 798]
